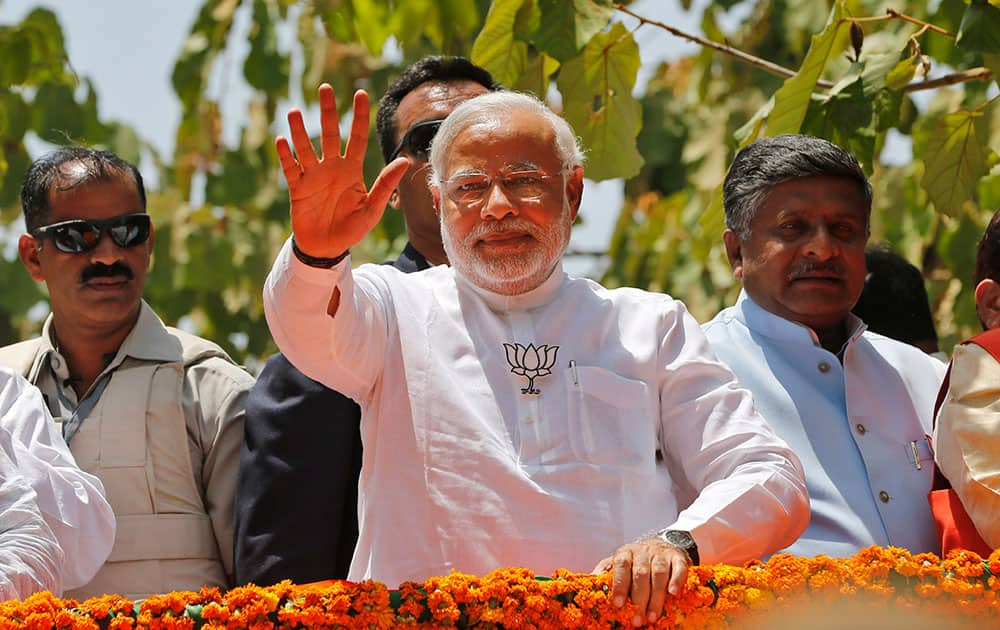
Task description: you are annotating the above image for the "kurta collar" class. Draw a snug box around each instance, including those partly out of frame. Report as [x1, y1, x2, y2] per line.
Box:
[457, 262, 568, 312]
[735, 289, 866, 352]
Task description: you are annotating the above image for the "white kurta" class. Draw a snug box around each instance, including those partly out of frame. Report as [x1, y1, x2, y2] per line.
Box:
[264, 240, 808, 584]
[0, 367, 114, 595]
[0, 447, 62, 601]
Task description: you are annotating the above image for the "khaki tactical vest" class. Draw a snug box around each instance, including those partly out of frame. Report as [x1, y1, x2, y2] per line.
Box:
[0, 329, 231, 600]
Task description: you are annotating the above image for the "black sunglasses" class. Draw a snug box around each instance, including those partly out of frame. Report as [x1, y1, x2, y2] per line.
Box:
[31, 213, 152, 254]
[388, 119, 445, 162]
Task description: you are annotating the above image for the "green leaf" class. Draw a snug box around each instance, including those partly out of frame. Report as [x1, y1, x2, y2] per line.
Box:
[556, 21, 643, 181]
[983, 53, 1000, 92]
[0, 90, 29, 140]
[513, 52, 560, 97]
[205, 150, 261, 206]
[314, 0, 358, 43]
[31, 82, 86, 144]
[956, 0, 1000, 55]
[171, 1, 238, 111]
[0, 28, 32, 86]
[244, 0, 290, 94]
[765, 0, 849, 137]
[529, 0, 612, 62]
[350, 0, 393, 56]
[939, 208, 986, 301]
[980, 173, 1000, 215]
[471, 0, 529, 87]
[881, 48, 919, 92]
[782, 0, 835, 57]
[0, 256, 46, 345]
[682, 106, 730, 191]
[106, 122, 144, 166]
[20, 8, 71, 85]
[80, 79, 111, 144]
[922, 110, 993, 216]
[826, 77, 872, 132]
[0, 143, 29, 208]
[735, 97, 771, 147]
[394, 0, 483, 52]
[633, 85, 689, 196]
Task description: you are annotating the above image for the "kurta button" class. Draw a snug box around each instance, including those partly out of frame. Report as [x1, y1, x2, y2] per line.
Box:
[856, 423, 866, 435]
[51, 356, 61, 370]
[879, 491, 890, 503]
[818, 361, 831, 373]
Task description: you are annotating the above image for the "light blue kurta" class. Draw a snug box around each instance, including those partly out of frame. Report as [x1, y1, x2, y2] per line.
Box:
[703, 290, 946, 557]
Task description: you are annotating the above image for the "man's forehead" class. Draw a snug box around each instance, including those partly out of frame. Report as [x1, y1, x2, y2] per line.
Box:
[395, 79, 489, 132]
[444, 112, 558, 170]
[418, 80, 487, 101]
[48, 168, 140, 207]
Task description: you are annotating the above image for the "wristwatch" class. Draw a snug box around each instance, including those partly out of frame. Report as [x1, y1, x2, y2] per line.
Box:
[656, 529, 699, 566]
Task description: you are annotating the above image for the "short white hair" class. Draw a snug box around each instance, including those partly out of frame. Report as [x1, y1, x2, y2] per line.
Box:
[428, 91, 585, 186]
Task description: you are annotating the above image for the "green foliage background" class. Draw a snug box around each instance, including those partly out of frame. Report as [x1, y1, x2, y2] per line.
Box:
[0, 0, 997, 364]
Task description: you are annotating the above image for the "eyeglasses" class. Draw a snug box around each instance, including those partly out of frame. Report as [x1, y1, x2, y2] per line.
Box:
[31, 213, 152, 254]
[388, 119, 445, 162]
[442, 170, 562, 208]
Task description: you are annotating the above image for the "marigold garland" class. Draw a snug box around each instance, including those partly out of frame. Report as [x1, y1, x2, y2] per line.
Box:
[1, 546, 998, 629]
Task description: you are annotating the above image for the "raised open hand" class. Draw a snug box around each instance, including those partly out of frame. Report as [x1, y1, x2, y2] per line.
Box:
[276, 85, 410, 258]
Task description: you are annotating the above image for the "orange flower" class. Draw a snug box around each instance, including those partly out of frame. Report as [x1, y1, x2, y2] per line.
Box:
[5, 547, 1000, 628]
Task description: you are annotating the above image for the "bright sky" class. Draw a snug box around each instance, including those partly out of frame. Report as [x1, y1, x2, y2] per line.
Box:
[3, 0, 722, 275]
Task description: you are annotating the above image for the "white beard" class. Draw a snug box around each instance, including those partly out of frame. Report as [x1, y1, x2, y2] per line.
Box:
[441, 200, 572, 296]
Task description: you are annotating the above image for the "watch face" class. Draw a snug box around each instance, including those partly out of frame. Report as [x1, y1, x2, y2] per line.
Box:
[662, 530, 694, 548]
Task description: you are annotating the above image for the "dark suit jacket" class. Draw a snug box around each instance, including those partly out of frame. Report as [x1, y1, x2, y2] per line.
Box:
[234, 243, 431, 585]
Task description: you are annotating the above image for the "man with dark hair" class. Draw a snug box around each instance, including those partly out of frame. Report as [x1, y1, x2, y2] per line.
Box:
[933, 207, 1000, 554]
[234, 56, 501, 586]
[0, 146, 254, 599]
[19, 147, 148, 229]
[852, 246, 941, 356]
[703, 134, 946, 557]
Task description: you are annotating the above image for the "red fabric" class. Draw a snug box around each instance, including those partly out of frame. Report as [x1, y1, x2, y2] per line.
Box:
[966, 328, 1000, 362]
[929, 488, 991, 557]
[928, 328, 1000, 558]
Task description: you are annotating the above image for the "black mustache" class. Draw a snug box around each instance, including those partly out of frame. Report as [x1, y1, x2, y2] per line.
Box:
[80, 262, 133, 283]
[789, 261, 844, 277]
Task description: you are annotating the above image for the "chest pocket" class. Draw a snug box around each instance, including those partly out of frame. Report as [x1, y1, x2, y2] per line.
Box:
[564, 365, 655, 469]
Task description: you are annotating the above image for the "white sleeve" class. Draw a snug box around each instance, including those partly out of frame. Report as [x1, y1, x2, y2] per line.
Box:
[0, 368, 115, 590]
[263, 237, 390, 403]
[657, 304, 809, 565]
[934, 343, 1000, 548]
[0, 446, 63, 600]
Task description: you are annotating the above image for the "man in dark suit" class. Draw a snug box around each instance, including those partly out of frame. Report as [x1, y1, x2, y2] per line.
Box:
[234, 57, 502, 585]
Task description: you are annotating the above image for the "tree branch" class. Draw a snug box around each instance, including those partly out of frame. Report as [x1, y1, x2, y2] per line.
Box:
[904, 67, 993, 93]
[613, 3, 992, 94]
[612, 4, 831, 86]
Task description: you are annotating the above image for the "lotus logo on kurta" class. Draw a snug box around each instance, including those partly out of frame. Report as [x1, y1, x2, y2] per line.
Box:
[503, 343, 559, 395]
